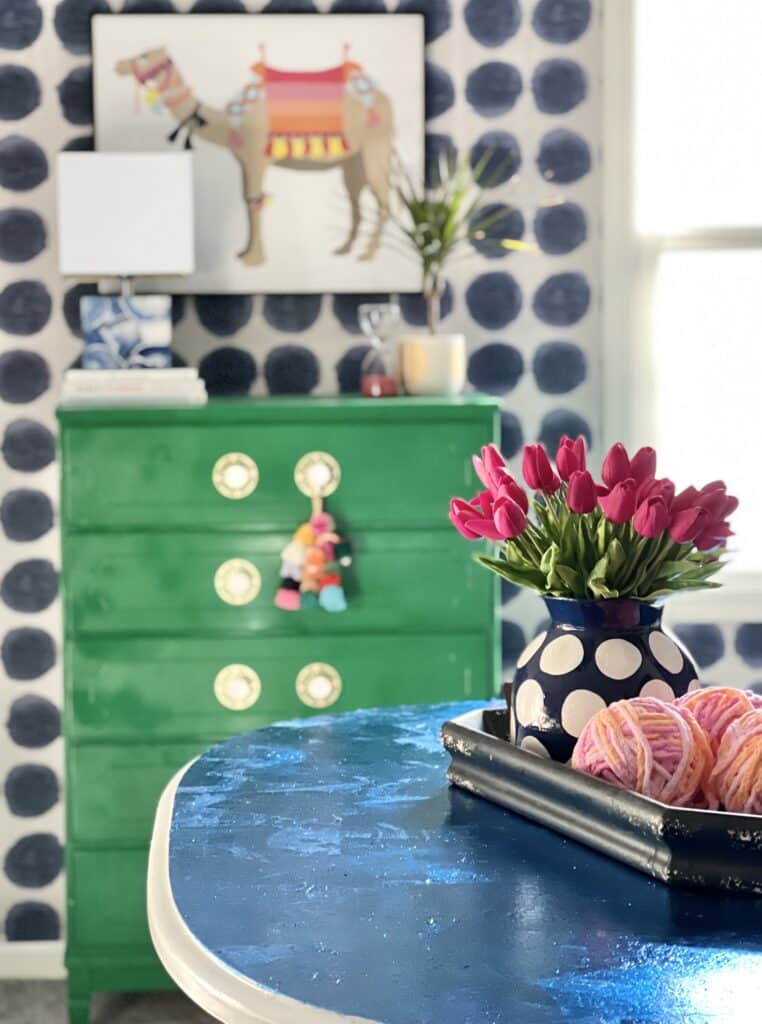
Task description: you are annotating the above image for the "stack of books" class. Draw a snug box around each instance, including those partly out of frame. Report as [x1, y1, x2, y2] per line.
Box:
[60, 368, 208, 407]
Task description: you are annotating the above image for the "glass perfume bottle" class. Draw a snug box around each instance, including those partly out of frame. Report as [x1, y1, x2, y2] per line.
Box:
[358, 302, 400, 398]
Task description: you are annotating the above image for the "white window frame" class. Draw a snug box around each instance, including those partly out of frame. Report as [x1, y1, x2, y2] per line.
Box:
[601, 0, 762, 625]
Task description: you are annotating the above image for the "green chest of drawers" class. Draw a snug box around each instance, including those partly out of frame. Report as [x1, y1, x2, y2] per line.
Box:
[57, 396, 499, 1023]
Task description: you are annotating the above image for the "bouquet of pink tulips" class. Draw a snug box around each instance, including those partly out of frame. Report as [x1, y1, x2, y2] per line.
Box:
[449, 437, 738, 601]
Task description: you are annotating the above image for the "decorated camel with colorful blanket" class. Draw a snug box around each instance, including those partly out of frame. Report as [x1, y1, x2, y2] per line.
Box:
[115, 45, 394, 266]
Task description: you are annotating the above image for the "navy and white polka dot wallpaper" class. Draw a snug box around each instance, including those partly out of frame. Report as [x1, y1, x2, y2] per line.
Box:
[3, 0, 589, 948]
[0, 0, 758, 956]
[0, 0, 703, 953]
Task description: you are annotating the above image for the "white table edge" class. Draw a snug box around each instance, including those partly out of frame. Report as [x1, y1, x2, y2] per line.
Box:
[147, 761, 381, 1024]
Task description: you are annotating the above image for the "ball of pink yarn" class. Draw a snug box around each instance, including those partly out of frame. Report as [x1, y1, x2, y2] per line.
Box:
[745, 690, 762, 710]
[675, 686, 755, 755]
[571, 696, 714, 808]
[710, 709, 762, 814]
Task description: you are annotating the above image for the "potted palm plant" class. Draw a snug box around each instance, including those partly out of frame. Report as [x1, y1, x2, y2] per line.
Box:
[391, 153, 528, 395]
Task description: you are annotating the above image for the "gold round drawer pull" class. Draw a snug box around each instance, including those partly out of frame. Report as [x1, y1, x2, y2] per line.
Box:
[214, 664, 262, 711]
[294, 451, 341, 499]
[214, 558, 261, 605]
[295, 662, 343, 709]
[212, 452, 259, 500]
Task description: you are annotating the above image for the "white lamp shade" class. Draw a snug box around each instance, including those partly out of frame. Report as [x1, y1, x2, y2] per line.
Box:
[57, 152, 194, 277]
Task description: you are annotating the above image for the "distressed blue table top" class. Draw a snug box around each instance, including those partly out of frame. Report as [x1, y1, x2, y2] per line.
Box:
[169, 702, 762, 1024]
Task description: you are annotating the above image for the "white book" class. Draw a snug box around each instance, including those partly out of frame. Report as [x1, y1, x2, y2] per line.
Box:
[64, 368, 199, 392]
[60, 383, 208, 408]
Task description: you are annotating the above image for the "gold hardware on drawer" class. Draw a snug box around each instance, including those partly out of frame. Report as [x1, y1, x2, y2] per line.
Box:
[214, 664, 262, 711]
[294, 451, 341, 499]
[214, 558, 262, 605]
[212, 452, 259, 500]
[295, 662, 343, 709]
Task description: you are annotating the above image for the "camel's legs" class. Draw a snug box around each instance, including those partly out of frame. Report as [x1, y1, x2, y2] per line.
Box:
[358, 138, 392, 262]
[334, 154, 365, 256]
[238, 157, 268, 266]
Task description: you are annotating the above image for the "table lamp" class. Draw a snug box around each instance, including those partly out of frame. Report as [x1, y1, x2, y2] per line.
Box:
[57, 152, 194, 369]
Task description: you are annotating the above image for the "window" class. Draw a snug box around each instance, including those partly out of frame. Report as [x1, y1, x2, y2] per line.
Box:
[605, 0, 762, 577]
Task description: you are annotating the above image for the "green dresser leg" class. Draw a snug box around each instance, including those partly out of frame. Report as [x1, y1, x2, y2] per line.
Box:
[68, 989, 90, 1024]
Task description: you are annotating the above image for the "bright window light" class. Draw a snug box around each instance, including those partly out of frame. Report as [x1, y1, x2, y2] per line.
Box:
[652, 250, 762, 570]
[634, 0, 762, 233]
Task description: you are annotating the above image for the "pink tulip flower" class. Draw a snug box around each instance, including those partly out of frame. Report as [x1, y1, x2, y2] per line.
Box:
[601, 443, 631, 490]
[566, 470, 597, 514]
[599, 478, 638, 524]
[522, 444, 560, 494]
[473, 444, 510, 494]
[629, 446, 657, 485]
[669, 506, 709, 544]
[633, 496, 670, 538]
[493, 495, 528, 539]
[556, 435, 587, 482]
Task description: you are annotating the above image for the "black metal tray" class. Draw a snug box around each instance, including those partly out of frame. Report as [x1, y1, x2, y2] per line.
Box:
[441, 707, 762, 893]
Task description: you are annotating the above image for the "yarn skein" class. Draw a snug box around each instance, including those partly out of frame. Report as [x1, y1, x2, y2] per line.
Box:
[710, 709, 762, 814]
[571, 696, 715, 808]
[675, 686, 756, 756]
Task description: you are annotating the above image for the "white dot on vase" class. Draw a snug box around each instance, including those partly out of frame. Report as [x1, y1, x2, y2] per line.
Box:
[520, 735, 551, 758]
[649, 631, 684, 675]
[594, 638, 642, 680]
[561, 689, 606, 738]
[517, 630, 547, 668]
[687, 678, 701, 692]
[515, 679, 545, 727]
[639, 679, 675, 702]
[539, 634, 584, 675]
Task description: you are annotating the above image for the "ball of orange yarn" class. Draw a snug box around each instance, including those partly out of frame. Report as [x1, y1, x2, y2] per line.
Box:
[571, 696, 715, 808]
[675, 686, 756, 755]
[710, 709, 762, 814]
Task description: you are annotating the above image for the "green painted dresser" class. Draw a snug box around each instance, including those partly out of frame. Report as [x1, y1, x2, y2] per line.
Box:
[57, 396, 500, 1023]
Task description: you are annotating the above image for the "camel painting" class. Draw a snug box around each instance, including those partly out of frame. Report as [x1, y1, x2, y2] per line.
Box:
[93, 15, 425, 294]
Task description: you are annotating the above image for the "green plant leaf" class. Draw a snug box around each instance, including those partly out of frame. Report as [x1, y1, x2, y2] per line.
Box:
[607, 538, 627, 575]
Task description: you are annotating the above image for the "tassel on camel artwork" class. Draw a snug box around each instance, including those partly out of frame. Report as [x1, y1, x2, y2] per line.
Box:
[115, 43, 394, 267]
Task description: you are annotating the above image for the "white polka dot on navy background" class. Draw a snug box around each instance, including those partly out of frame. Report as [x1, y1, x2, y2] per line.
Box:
[648, 631, 683, 675]
[540, 634, 584, 675]
[520, 735, 550, 758]
[515, 678, 544, 727]
[0, 0, 609, 945]
[517, 631, 547, 669]
[595, 638, 642, 680]
[639, 679, 675, 702]
[560, 688, 604, 737]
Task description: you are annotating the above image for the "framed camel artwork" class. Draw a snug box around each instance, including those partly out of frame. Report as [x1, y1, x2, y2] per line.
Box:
[92, 14, 425, 294]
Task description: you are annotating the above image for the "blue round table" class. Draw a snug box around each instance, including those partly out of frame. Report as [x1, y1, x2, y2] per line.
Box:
[148, 702, 762, 1024]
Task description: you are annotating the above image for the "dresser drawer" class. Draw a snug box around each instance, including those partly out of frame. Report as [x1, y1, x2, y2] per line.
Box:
[63, 530, 490, 635]
[68, 847, 152, 951]
[68, 742, 201, 846]
[60, 411, 493, 530]
[66, 632, 494, 742]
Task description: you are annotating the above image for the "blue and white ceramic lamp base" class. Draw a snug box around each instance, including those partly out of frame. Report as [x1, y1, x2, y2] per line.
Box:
[80, 294, 172, 369]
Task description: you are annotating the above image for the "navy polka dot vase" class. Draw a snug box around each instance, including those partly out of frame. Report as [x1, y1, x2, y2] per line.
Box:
[511, 598, 699, 763]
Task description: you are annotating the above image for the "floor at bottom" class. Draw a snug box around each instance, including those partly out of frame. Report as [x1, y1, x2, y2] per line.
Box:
[0, 981, 216, 1023]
